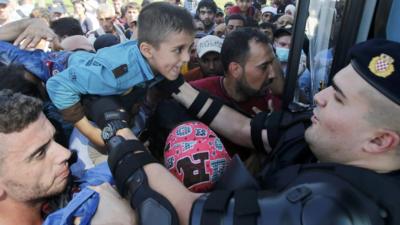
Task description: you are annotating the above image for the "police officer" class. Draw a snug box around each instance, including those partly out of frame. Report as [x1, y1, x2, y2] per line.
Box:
[90, 39, 400, 225]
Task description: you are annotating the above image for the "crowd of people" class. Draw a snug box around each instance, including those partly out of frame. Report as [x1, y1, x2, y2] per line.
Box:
[0, 0, 400, 224]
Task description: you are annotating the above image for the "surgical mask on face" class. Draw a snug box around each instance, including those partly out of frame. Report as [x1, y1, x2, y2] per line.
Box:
[275, 47, 290, 62]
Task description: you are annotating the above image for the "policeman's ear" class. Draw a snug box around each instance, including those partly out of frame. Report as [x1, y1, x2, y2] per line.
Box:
[229, 62, 243, 79]
[139, 42, 155, 59]
[364, 129, 400, 154]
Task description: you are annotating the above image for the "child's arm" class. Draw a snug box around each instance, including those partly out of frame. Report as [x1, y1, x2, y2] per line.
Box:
[74, 117, 107, 151]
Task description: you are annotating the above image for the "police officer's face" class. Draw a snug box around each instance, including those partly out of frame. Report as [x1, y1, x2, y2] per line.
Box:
[305, 64, 374, 164]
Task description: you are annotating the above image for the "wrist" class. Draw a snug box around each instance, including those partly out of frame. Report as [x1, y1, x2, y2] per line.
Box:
[116, 127, 137, 140]
[101, 120, 129, 143]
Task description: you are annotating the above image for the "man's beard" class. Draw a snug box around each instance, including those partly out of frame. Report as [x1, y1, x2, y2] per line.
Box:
[235, 76, 273, 100]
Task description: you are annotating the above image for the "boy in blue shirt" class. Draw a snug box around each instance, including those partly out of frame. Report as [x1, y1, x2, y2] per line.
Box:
[46, 2, 195, 148]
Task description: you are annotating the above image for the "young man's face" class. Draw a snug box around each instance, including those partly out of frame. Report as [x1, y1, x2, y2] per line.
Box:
[262, 12, 273, 23]
[236, 40, 276, 97]
[224, 5, 233, 16]
[198, 7, 215, 26]
[225, 19, 244, 36]
[236, 0, 251, 13]
[0, 3, 10, 22]
[214, 14, 224, 25]
[124, 8, 139, 24]
[260, 27, 274, 41]
[0, 113, 71, 202]
[305, 65, 374, 164]
[73, 2, 85, 16]
[146, 31, 194, 80]
[274, 34, 291, 49]
[194, 20, 205, 33]
[98, 12, 116, 33]
[113, 0, 122, 14]
[198, 51, 223, 76]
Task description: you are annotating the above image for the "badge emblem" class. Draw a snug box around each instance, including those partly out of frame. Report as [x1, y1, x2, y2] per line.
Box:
[368, 54, 395, 78]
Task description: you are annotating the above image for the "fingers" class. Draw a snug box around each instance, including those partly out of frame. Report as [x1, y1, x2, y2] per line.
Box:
[13, 30, 29, 47]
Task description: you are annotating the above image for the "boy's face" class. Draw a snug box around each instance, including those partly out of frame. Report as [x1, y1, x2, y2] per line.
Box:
[146, 31, 194, 80]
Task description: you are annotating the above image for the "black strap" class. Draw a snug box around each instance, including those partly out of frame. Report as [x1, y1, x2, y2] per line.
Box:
[114, 151, 157, 195]
[234, 190, 260, 225]
[188, 91, 209, 116]
[250, 112, 269, 153]
[156, 75, 185, 95]
[201, 98, 223, 125]
[201, 190, 232, 225]
[264, 111, 284, 149]
[108, 139, 147, 173]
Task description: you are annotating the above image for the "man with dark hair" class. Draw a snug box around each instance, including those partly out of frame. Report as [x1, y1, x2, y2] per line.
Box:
[224, 13, 245, 36]
[196, 0, 217, 34]
[259, 22, 275, 41]
[50, 17, 84, 41]
[0, 90, 71, 224]
[0, 90, 136, 224]
[191, 27, 282, 117]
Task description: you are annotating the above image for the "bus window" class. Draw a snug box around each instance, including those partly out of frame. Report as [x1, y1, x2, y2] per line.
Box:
[298, 0, 346, 104]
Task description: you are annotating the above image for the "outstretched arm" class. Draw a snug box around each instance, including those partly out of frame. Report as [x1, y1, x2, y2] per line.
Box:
[172, 81, 271, 153]
[0, 18, 58, 49]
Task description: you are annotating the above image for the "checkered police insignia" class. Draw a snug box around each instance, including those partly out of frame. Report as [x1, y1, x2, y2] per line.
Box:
[368, 54, 395, 78]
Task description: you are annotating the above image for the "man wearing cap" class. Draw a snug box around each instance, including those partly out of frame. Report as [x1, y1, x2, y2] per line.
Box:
[213, 8, 224, 25]
[120, 38, 399, 224]
[184, 35, 224, 81]
[261, 6, 277, 23]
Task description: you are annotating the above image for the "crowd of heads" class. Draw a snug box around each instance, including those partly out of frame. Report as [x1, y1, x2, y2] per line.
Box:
[3, 1, 400, 223]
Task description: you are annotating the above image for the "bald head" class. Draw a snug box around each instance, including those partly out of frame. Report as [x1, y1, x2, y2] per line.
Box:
[60, 35, 94, 52]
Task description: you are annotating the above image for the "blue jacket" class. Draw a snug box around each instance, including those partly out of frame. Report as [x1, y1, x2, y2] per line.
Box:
[46, 40, 154, 110]
[0, 40, 70, 82]
[43, 162, 114, 225]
